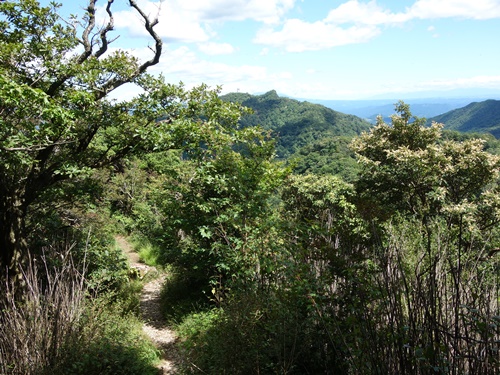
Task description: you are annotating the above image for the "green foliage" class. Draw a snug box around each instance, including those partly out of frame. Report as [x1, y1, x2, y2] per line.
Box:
[175, 174, 372, 374]
[146, 125, 287, 299]
[289, 135, 361, 181]
[9, 4, 499, 371]
[0, 0, 257, 281]
[130, 234, 161, 267]
[282, 174, 366, 238]
[362, 215, 500, 374]
[278, 174, 374, 372]
[176, 309, 220, 356]
[160, 269, 211, 324]
[441, 129, 500, 157]
[352, 101, 500, 221]
[176, 292, 318, 375]
[51, 296, 159, 375]
[221, 90, 371, 159]
[429, 99, 500, 137]
[0, 246, 159, 375]
[348, 102, 500, 373]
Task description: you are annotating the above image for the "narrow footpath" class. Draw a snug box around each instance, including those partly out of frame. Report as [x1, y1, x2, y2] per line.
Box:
[115, 236, 179, 375]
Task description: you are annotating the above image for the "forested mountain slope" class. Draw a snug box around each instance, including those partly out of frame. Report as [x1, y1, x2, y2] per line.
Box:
[221, 90, 372, 158]
[429, 99, 500, 137]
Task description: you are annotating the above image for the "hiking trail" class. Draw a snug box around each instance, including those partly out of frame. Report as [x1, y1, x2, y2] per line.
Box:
[115, 235, 179, 374]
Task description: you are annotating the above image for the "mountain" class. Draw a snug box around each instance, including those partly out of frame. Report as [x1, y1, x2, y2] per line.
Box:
[366, 88, 500, 100]
[428, 99, 500, 138]
[221, 90, 372, 159]
[307, 98, 485, 123]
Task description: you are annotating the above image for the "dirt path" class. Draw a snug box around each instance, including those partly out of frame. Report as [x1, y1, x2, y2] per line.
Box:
[115, 236, 179, 374]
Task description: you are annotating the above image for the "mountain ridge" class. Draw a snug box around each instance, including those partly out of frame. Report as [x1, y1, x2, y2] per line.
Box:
[221, 90, 372, 159]
[428, 99, 500, 138]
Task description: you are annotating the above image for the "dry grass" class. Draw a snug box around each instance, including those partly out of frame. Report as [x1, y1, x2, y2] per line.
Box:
[0, 246, 86, 374]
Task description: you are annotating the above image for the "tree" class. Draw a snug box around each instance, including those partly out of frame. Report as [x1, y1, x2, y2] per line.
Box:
[0, 0, 247, 279]
[351, 101, 500, 223]
[149, 125, 285, 299]
[351, 102, 500, 373]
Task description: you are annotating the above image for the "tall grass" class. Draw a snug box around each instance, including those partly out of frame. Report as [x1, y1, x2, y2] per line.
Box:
[0, 247, 86, 374]
[0, 244, 159, 375]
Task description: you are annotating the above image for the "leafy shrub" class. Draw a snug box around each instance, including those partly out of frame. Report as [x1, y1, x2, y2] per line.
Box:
[160, 268, 210, 324]
[130, 233, 164, 267]
[175, 287, 346, 375]
[52, 297, 159, 375]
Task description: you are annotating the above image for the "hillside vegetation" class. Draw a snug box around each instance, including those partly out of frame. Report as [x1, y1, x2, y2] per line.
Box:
[221, 90, 372, 158]
[4, 2, 500, 374]
[429, 99, 500, 137]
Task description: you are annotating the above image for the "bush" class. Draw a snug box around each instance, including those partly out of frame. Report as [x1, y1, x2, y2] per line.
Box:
[52, 297, 159, 375]
[175, 288, 339, 375]
[160, 268, 210, 324]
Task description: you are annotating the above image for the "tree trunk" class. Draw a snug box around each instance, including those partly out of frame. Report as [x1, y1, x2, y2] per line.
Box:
[0, 191, 28, 281]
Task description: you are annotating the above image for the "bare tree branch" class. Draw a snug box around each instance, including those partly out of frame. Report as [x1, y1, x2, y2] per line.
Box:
[2, 140, 77, 152]
[47, 0, 162, 99]
[96, 0, 163, 99]
[95, 0, 115, 58]
[77, 0, 97, 63]
[128, 0, 162, 74]
[46, 0, 97, 97]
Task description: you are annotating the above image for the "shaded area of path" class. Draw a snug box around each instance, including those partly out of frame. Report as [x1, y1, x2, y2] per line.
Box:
[115, 236, 179, 374]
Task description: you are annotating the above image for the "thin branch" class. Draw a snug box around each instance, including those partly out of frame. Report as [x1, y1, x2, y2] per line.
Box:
[47, 0, 162, 99]
[2, 140, 77, 152]
[77, 0, 97, 63]
[96, 0, 163, 99]
[95, 0, 115, 58]
[128, 0, 162, 73]
[46, 0, 97, 97]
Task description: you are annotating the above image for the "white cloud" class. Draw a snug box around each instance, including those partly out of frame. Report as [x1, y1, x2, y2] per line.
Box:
[181, 0, 296, 24]
[427, 25, 439, 38]
[112, 1, 210, 43]
[253, 1, 402, 53]
[409, 0, 500, 20]
[100, 0, 500, 54]
[252, 0, 500, 52]
[324, 0, 500, 26]
[198, 42, 236, 55]
[121, 45, 304, 97]
[148, 46, 273, 87]
[254, 19, 379, 52]
[110, 0, 297, 44]
[325, 0, 410, 25]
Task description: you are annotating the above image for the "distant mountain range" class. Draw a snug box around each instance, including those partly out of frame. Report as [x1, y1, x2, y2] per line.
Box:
[305, 98, 493, 123]
[302, 95, 500, 139]
[225, 90, 500, 138]
[310, 98, 472, 122]
[221, 91, 500, 180]
[428, 99, 500, 138]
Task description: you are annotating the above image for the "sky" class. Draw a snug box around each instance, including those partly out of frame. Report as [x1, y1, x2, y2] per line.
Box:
[50, 0, 500, 100]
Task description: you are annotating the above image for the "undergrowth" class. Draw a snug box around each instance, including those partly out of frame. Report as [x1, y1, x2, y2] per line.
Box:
[130, 233, 163, 267]
[0, 245, 160, 375]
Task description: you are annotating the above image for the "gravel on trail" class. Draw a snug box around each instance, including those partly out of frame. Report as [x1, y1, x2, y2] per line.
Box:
[116, 236, 179, 375]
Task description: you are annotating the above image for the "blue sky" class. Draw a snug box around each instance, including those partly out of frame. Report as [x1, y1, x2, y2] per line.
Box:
[52, 0, 500, 100]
